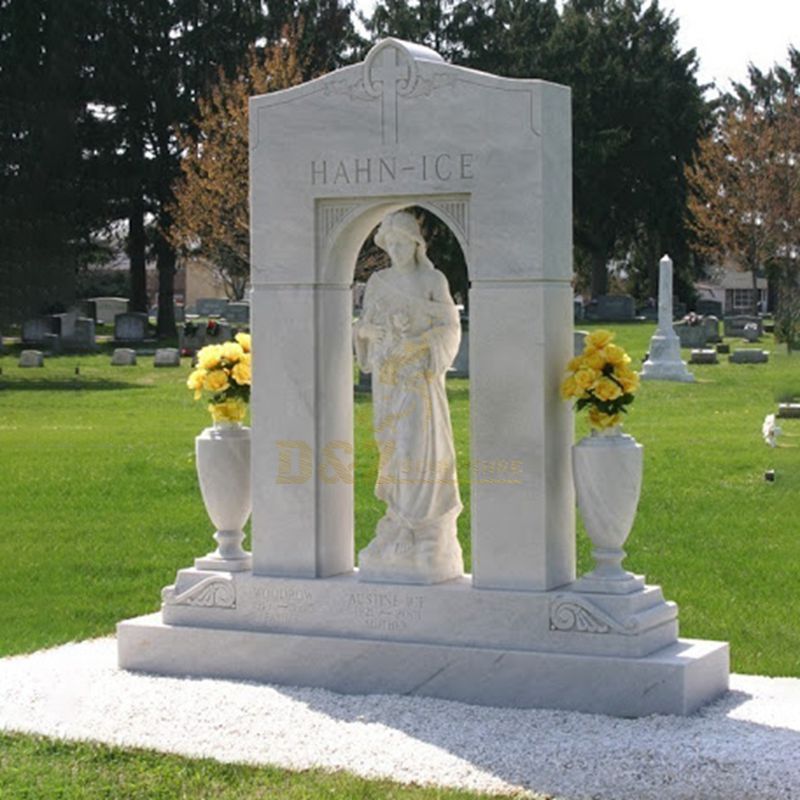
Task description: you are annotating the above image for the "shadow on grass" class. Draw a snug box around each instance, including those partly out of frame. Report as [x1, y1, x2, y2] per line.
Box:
[0, 379, 147, 392]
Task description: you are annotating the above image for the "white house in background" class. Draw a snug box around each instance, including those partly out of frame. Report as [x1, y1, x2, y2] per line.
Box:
[695, 267, 769, 314]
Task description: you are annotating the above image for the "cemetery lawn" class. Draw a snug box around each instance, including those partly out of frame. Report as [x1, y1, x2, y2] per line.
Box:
[0, 327, 798, 794]
[0, 733, 505, 800]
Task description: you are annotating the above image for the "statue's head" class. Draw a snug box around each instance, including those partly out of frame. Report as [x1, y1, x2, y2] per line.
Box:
[374, 211, 427, 265]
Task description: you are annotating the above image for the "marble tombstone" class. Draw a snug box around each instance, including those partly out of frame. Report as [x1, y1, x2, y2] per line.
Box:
[641, 255, 695, 382]
[117, 39, 728, 717]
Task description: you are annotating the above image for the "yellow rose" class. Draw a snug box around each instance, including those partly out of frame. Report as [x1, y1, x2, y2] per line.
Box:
[616, 366, 640, 394]
[605, 343, 631, 366]
[585, 329, 614, 351]
[204, 369, 229, 393]
[197, 344, 223, 370]
[231, 359, 251, 386]
[588, 407, 621, 429]
[583, 349, 607, 371]
[235, 332, 251, 353]
[574, 367, 598, 390]
[221, 341, 244, 363]
[567, 355, 585, 372]
[186, 369, 205, 390]
[560, 375, 578, 400]
[592, 376, 623, 402]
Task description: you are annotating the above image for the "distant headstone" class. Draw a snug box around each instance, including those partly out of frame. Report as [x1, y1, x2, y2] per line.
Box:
[19, 350, 44, 368]
[179, 324, 205, 354]
[587, 294, 635, 321]
[41, 333, 61, 353]
[778, 403, 800, 418]
[115, 312, 149, 342]
[91, 297, 129, 324]
[195, 297, 229, 317]
[179, 320, 233, 354]
[696, 299, 723, 317]
[22, 317, 56, 344]
[702, 316, 721, 343]
[673, 321, 706, 349]
[64, 318, 97, 352]
[573, 298, 584, 321]
[690, 349, 718, 364]
[729, 349, 768, 364]
[574, 329, 588, 356]
[355, 369, 372, 393]
[174, 304, 186, 323]
[224, 302, 250, 324]
[638, 305, 658, 321]
[111, 348, 137, 366]
[51, 310, 79, 339]
[742, 323, 760, 343]
[724, 315, 762, 338]
[154, 347, 181, 367]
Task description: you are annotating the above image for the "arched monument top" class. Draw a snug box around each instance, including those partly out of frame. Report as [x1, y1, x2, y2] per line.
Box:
[249, 36, 573, 286]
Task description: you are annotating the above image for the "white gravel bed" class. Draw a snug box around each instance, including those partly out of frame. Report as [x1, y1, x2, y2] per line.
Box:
[1, 637, 798, 799]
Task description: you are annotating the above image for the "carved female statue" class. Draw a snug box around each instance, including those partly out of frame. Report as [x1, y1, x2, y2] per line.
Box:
[354, 210, 463, 584]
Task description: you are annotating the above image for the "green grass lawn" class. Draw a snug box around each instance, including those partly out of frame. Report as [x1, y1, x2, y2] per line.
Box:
[1, 324, 799, 797]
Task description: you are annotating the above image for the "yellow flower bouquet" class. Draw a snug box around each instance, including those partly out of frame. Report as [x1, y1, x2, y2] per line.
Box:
[560, 329, 639, 430]
[187, 332, 252, 423]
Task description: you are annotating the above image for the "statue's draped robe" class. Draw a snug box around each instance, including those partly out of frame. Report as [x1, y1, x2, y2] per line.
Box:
[355, 270, 462, 533]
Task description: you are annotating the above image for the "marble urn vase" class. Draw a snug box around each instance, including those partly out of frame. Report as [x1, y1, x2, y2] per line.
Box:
[194, 422, 253, 572]
[572, 427, 644, 593]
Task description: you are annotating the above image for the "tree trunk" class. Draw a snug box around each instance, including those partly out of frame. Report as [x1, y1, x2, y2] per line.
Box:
[128, 192, 148, 312]
[750, 267, 760, 316]
[156, 233, 177, 339]
[590, 250, 609, 298]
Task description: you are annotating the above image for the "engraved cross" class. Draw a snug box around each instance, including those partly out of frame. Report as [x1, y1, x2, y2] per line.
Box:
[372, 47, 411, 145]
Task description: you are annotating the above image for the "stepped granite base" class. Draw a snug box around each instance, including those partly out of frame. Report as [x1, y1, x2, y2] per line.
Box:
[118, 571, 729, 718]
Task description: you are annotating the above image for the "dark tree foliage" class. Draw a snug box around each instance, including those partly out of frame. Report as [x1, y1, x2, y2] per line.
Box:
[0, 0, 107, 323]
[265, 0, 360, 77]
[1, 0, 356, 336]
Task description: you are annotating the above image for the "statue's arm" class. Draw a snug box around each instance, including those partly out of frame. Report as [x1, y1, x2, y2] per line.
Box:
[428, 269, 455, 305]
[424, 271, 461, 374]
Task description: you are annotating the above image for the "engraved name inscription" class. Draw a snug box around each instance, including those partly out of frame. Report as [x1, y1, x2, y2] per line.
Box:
[253, 586, 314, 624]
[310, 153, 475, 187]
[347, 591, 424, 632]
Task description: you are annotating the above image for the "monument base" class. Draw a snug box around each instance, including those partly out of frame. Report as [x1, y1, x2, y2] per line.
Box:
[117, 571, 729, 718]
[641, 333, 695, 382]
[118, 614, 727, 717]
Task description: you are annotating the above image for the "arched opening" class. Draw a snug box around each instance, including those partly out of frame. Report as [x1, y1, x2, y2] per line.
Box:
[349, 205, 471, 573]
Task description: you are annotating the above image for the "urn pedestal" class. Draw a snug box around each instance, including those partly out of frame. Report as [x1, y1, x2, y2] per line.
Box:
[572, 426, 644, 594]
[194, 422, 252, 572]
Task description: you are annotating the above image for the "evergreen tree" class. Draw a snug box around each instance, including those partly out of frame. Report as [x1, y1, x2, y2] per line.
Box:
[0, 0, 107, 322]
[266, 0, 360, 76]
[546, 0, 706, 297]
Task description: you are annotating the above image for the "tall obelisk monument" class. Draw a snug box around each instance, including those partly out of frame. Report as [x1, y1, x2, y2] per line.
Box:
[641, 254, 694, 382]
